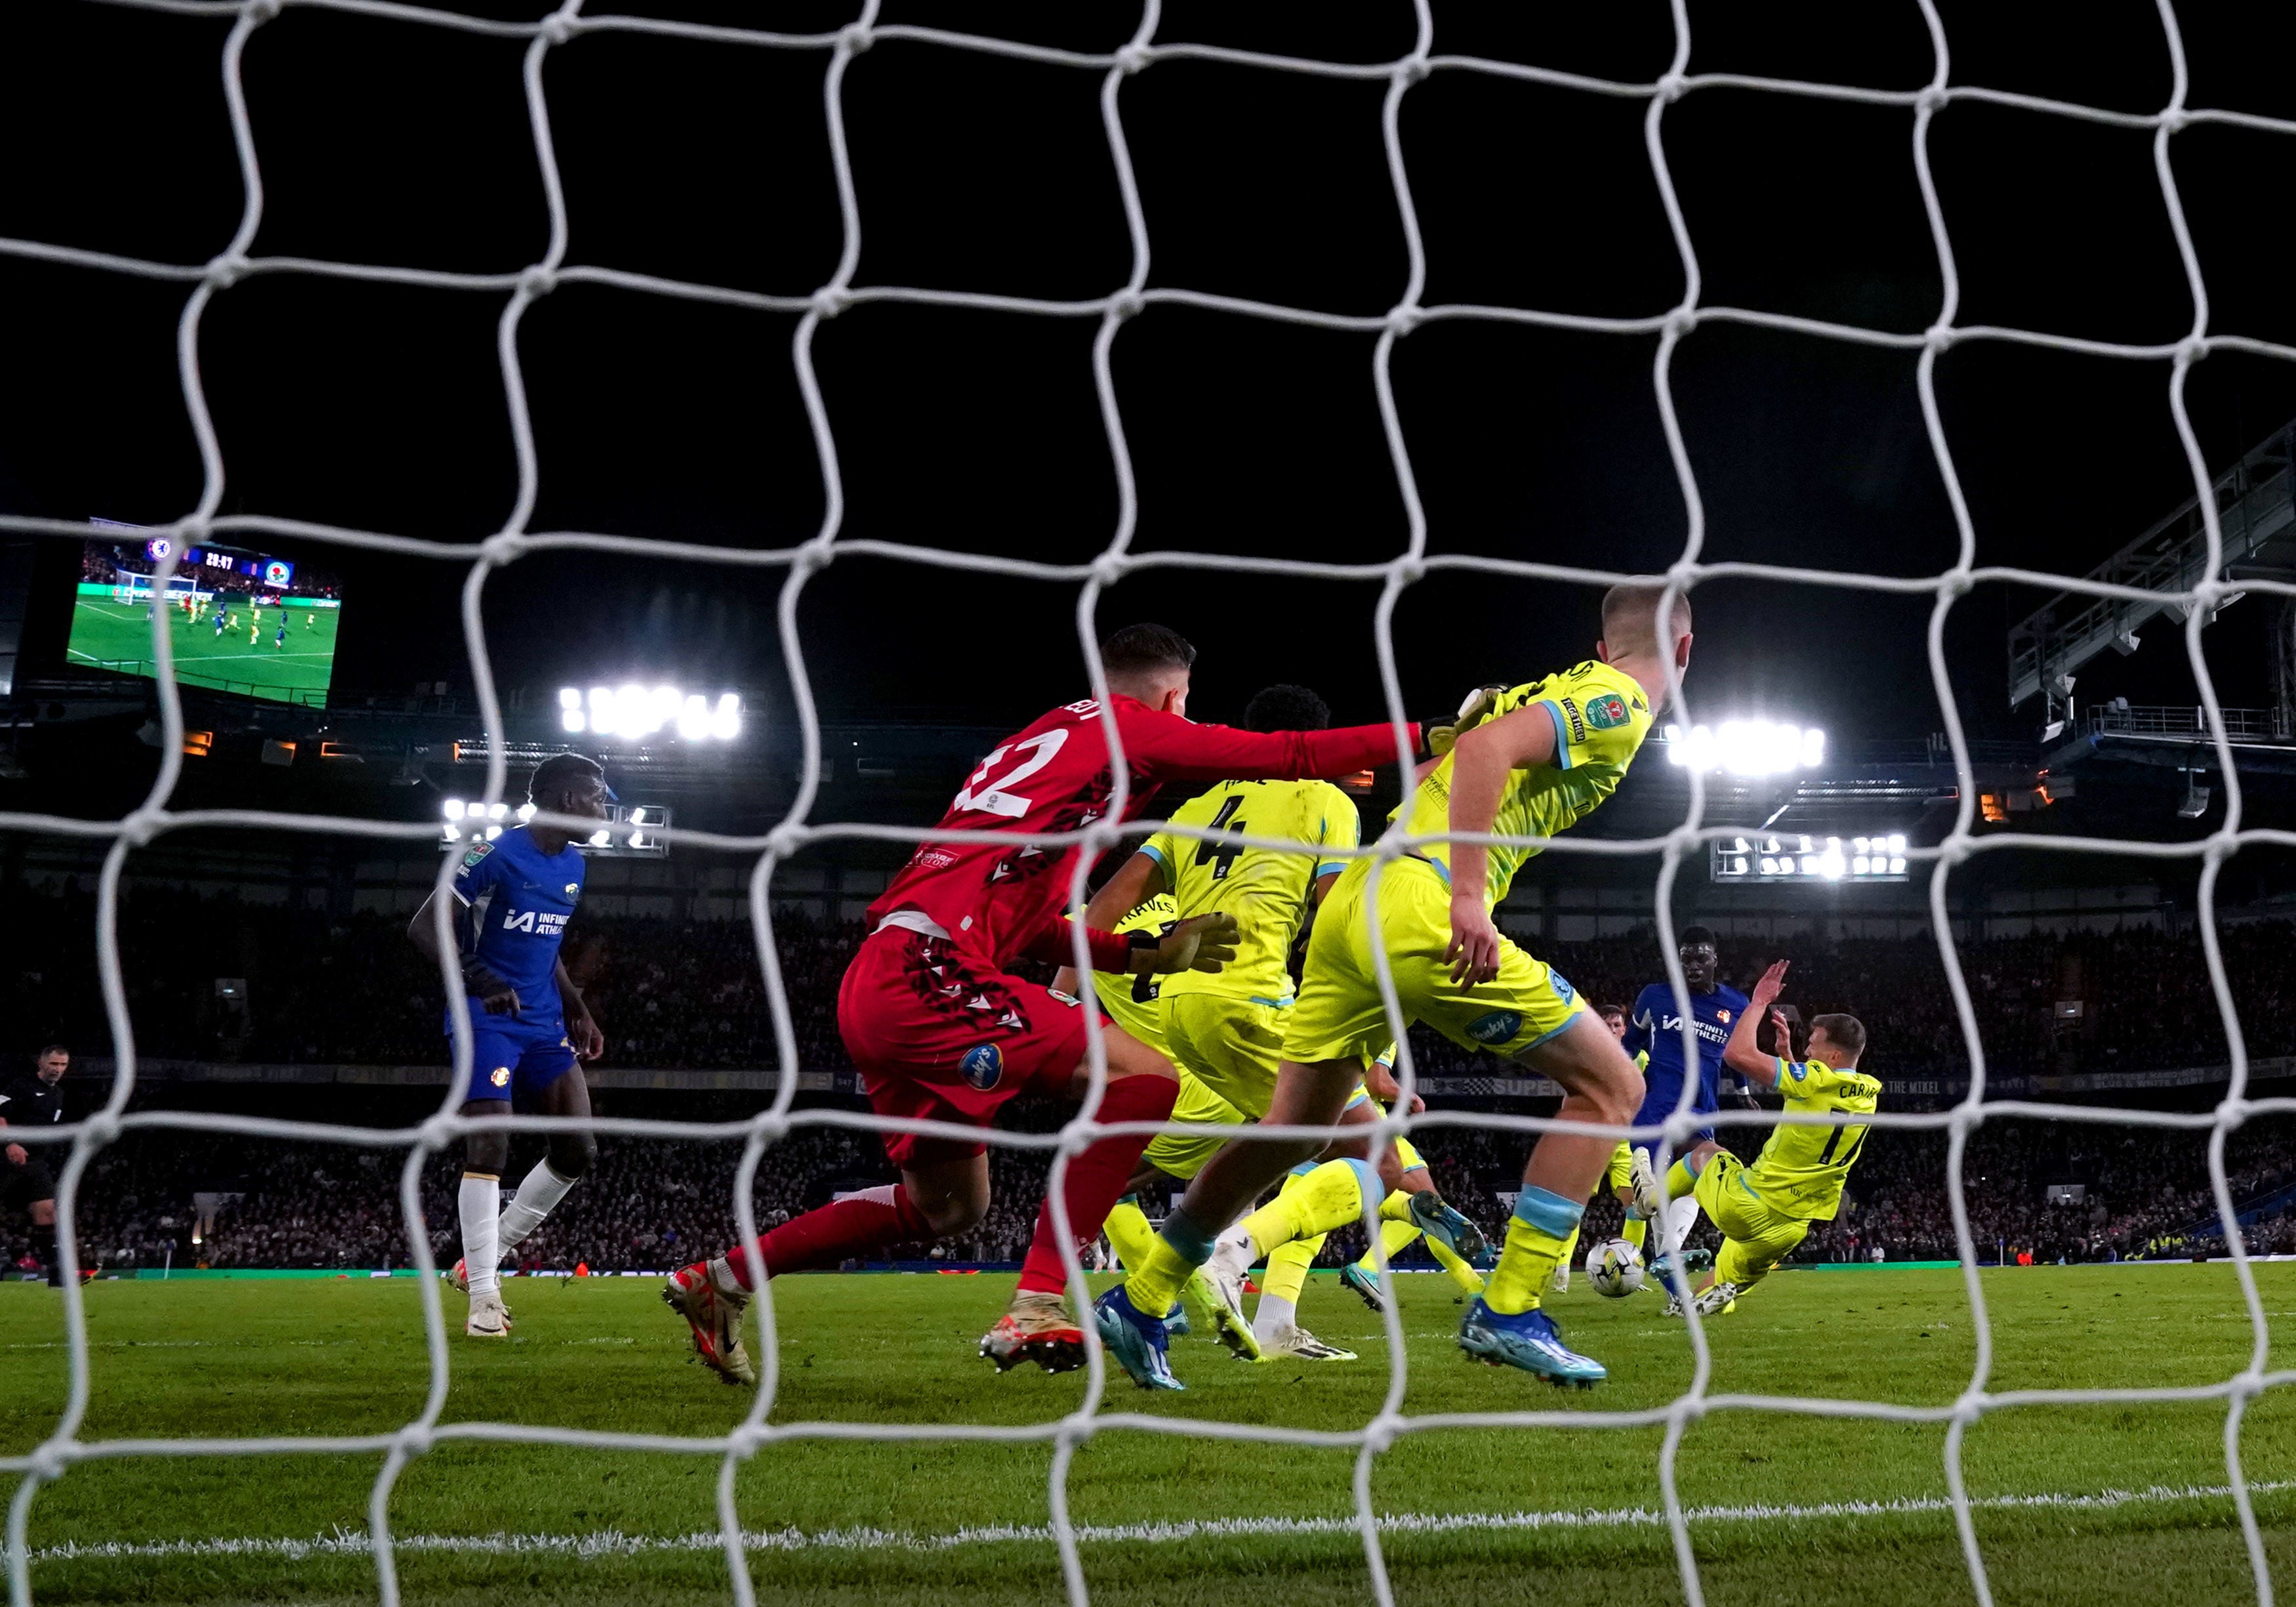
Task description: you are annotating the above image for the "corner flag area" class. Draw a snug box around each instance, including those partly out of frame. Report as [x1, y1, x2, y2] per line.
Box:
[64, 596, 340, 705]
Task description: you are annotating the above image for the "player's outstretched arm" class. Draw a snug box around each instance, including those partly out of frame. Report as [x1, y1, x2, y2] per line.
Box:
[1113, 698, 1496, 785]
[1083, 851, 1164, 935]
[1441, 706, 1557, 987]
[1721, 961, 1788, 1089]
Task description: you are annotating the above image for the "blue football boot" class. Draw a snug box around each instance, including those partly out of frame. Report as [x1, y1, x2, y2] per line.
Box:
[1457, 1299, 1606, 1388]
[1340, 1261, 1389, 1314]
[1409, 1192, 1490, 1263]
[1094, 1285, 1184, 1391]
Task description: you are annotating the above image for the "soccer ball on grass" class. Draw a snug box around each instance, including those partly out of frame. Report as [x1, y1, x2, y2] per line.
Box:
[1586, 1239, 1645, 1298]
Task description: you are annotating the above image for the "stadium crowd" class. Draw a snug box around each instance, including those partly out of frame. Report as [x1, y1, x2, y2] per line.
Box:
[12, 883, 2296, 1080]
[22, 1087, 2296, 1279]
[11, 880, 2296, 1276]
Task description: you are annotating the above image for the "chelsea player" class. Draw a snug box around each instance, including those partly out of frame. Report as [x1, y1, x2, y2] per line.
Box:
[1622, 925, 1748, 1279]
[409, 754, 611, 1338]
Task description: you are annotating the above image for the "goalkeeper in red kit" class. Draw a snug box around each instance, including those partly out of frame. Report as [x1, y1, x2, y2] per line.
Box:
[665, 623, 1496, 1385]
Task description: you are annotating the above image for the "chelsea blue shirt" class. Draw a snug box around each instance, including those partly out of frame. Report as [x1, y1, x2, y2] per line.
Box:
[445, 826, 586, 1036]
[1624, 978, 1752, 1127]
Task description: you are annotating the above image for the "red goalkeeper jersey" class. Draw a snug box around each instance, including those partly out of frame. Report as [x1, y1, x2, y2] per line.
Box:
[867, 694, 1410, 969]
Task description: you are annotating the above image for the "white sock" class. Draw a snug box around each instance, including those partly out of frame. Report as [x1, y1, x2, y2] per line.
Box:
[459, 1174, 501, 1297]
[1253, 1294, 1296, 1345]
[1667, 1193, 1702, 1253]
[708, 1256, 746, 1297]
[498, 1159, 578, 1253]
[1216, 1221, 1256, 1271]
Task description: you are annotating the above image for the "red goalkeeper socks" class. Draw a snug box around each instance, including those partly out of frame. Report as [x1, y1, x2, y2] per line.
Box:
[1016, 1072, 1178, 1296]
[720, 1183, 932, 1289]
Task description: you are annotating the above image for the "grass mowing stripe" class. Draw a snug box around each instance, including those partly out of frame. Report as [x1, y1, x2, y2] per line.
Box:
[28, 1478, 2296, 1564]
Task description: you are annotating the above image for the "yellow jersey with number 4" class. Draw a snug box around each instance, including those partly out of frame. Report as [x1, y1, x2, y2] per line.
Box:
[1744, 1057, 1880, 1221]
[1142, 779, 1360, 1007]
[1394, 659, 1651, 907]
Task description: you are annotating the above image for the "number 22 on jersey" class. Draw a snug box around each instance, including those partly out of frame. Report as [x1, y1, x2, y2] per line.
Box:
[953, 729, 1070, 819]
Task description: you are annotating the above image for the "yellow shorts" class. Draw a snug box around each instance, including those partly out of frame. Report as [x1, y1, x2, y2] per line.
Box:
[1693, 1152, 1811, 1291]
[1282, 857, 1588, 1067]
[1141, 1068, 1250, 1182]
[1164, 991, 1289, 1120]
[1602, 1140, 1633, 1195]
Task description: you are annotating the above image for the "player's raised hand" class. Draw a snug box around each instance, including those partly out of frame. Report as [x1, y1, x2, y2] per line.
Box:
[1750, 958, 1790, 1009]
[1140, 911, 1241, 975]
[1424, 684, 1507, 759]
[1445, 890, 1503, 988]
[1769, 1009, 1795, 1060]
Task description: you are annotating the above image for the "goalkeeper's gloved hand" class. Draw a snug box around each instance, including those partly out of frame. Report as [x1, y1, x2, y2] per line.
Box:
[462, 959, 522, 1016]
[1420, 684, 1507, 761]
[1131, 911, 1241, 976]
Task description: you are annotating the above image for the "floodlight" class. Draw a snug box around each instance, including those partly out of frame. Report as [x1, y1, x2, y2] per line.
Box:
[588, 828, 611, 847]
[678, 694, 710, 741]
[1712, 830, 1912, 883]
[1663, 719, 1828, 776]
[443, 799, 465, 821]
[573, 682, 741, 741]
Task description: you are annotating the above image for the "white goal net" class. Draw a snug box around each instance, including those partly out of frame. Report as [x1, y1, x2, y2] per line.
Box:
[2, 4, 2291, 1607]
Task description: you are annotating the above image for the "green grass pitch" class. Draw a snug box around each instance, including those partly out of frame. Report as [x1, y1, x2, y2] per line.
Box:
[65, 598, 339, 703]
[9, 1265, 2296, 1606]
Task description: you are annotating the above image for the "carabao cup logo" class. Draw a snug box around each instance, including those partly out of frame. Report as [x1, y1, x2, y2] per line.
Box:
[959, 1043, 1004, 1091]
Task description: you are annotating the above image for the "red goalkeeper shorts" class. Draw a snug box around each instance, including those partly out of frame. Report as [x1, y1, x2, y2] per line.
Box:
[837, 924, 1092, 1168]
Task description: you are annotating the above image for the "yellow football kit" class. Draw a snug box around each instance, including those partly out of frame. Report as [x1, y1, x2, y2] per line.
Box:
[1082, 893, 1177, 1057]
[1145, 778, 1360, 1117]
[1141, 1067, 1252, 1182]
[1284, 660, 1652, 1067]
[1697, 1056, 1879, 1291]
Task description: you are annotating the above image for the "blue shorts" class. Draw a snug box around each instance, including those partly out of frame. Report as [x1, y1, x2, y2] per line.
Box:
[458, 1018, 577, 1104]
[1633, 1096, 1715, 1151]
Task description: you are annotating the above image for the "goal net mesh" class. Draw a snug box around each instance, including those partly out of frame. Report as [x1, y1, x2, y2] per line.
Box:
[2, 3, 2290, 1606]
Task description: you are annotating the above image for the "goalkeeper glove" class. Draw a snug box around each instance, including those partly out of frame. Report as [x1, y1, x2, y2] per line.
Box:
[1421, 684, 1507, 759]
[1130, 911, 1242, 976]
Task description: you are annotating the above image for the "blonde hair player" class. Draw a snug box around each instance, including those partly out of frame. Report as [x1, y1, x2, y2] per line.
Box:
[1102, 583, 1692, 1390]
[1631, 959, 1878, 1316]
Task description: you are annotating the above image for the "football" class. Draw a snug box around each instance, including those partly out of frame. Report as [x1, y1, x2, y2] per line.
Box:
[1587, 1238, 1646, 1298]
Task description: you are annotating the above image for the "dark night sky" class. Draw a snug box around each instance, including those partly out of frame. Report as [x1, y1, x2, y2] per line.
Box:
[7, 0, 2296, 743]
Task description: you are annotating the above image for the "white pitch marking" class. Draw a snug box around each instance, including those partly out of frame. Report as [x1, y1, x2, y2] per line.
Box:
[25, 1478, 2296, 1565]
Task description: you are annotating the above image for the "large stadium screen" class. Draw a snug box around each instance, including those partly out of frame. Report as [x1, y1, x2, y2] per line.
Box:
[66, 535, 344, 706]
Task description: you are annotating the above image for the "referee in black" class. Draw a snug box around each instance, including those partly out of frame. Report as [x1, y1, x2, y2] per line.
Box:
[1, 1044, 69, 1287]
